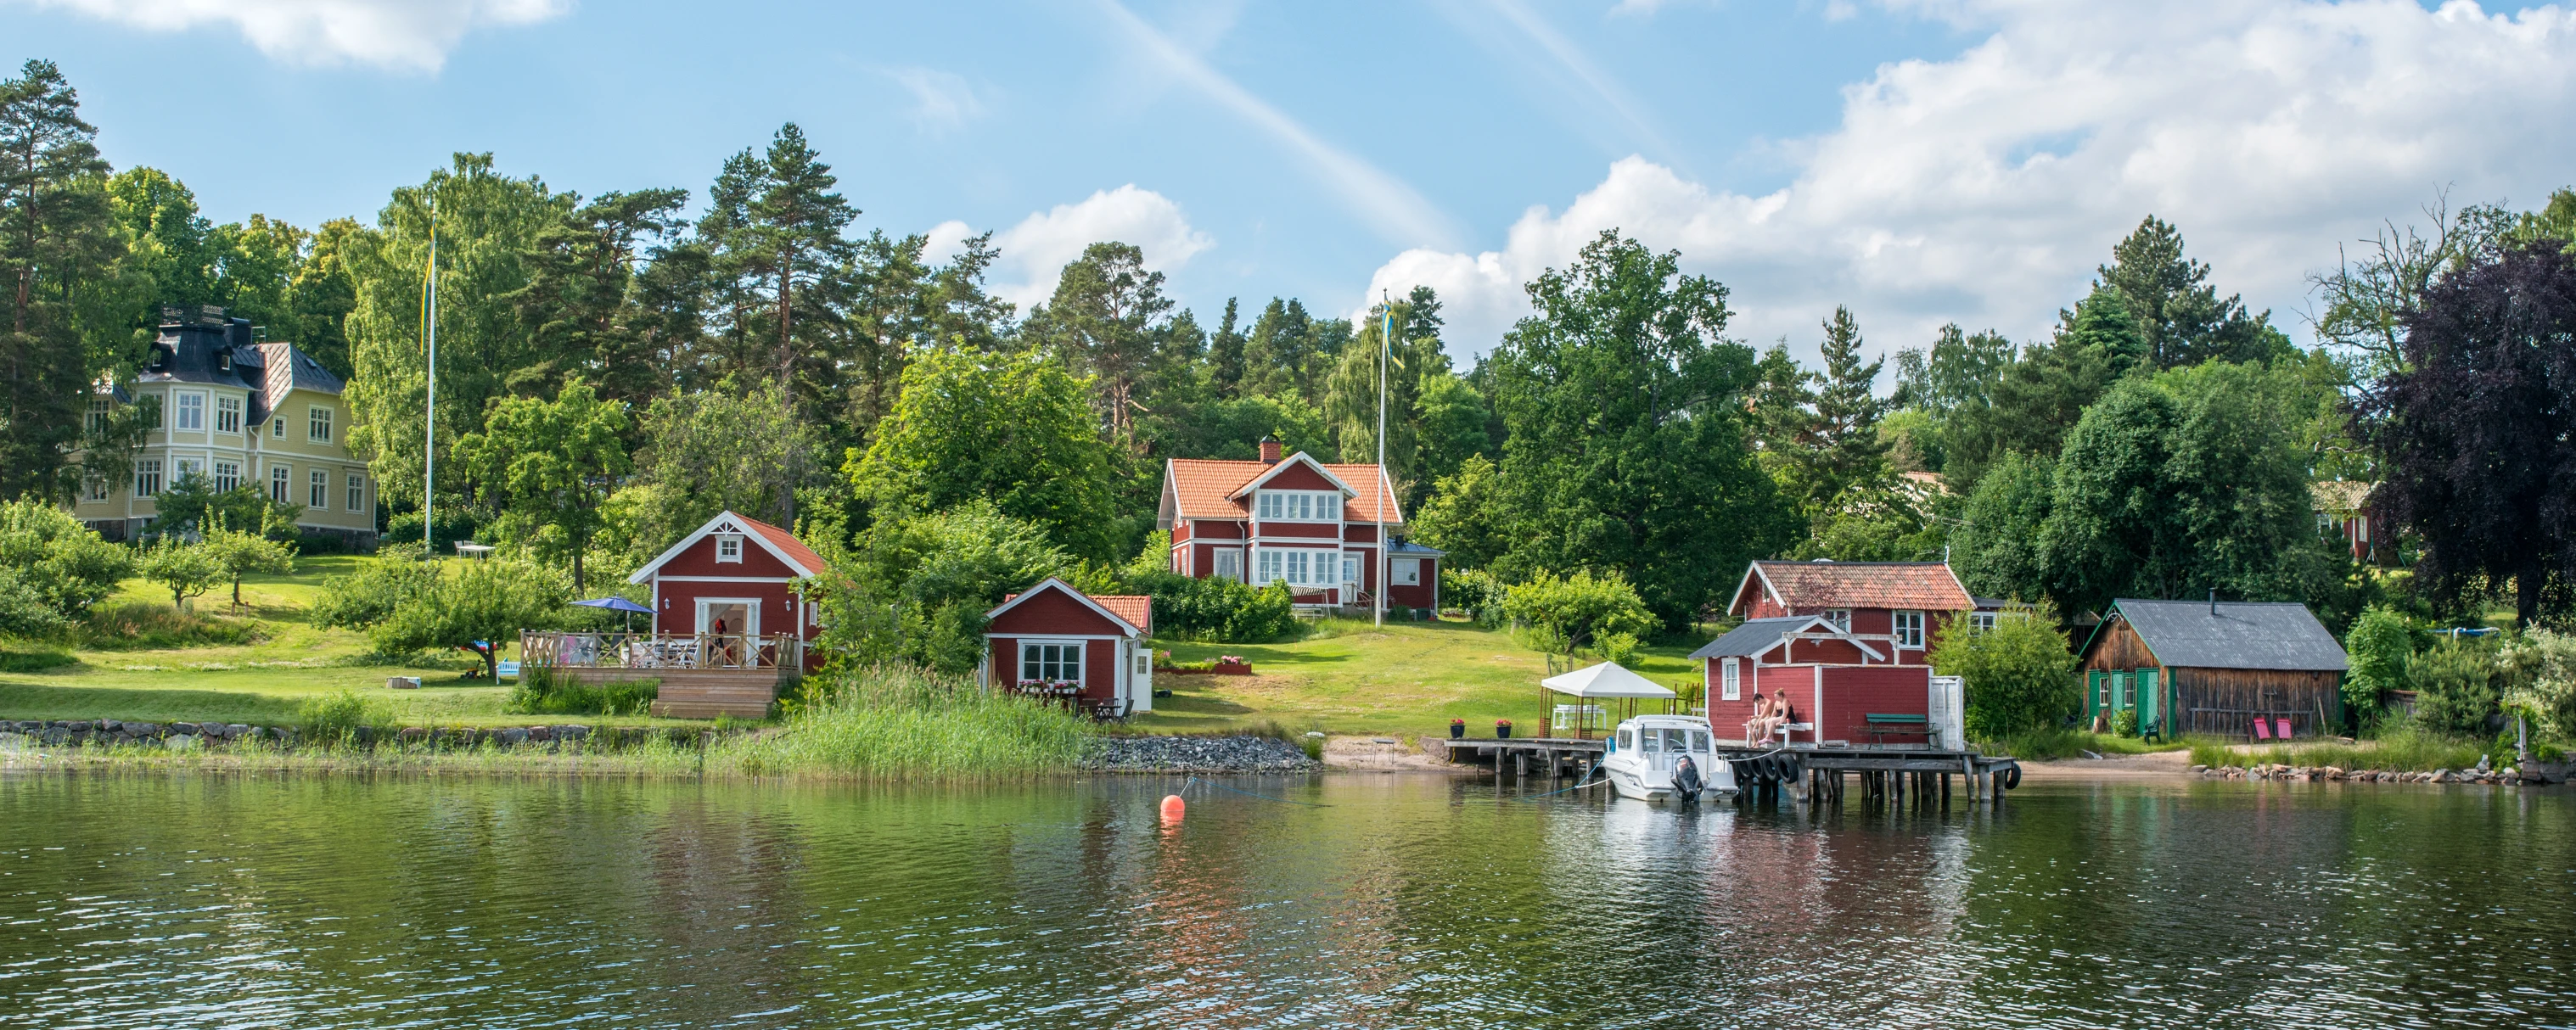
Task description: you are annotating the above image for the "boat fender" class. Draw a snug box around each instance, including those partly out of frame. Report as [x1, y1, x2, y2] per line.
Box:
[2002, 763, 2022, 790]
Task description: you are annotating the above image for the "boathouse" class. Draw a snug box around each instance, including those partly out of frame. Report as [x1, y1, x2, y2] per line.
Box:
[981, 578, 1155, 718]
[1693, 560, 1975, 747]
[2078, 598, 2349, 740]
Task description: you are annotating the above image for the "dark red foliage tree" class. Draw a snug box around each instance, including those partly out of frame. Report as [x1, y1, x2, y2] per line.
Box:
[2363, 244, 2576, 625]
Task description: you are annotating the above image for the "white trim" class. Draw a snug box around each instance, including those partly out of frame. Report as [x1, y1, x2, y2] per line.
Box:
[1811, 666, 1824, 745]
[1014, 637, 1086, 686]
[1721, 658, 1742, 701]
[693, 596, 761, 638]
[651, 575, 800, 583]
[987, 633, 1131, 641]
[716, 534, 744, 563]
[628, 510, 822, 583]
[980, 577, 1145, 637]
[1226, 451, 1358, 500]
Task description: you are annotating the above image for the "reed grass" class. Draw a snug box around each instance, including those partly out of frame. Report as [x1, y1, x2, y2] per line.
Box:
[1978, 727, 2191, 760]
[708, 664, 1097, 780]
[2189, 723, 2487, 772]
[72, 601, 261, 650]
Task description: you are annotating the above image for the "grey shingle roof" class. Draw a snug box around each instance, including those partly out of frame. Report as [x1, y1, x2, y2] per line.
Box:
[1689, 616, 1825, 660]
[2110, 600, 2349, 672]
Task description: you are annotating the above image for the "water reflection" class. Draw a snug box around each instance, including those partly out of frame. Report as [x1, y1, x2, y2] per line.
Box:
[1, 772, 2569, 1028]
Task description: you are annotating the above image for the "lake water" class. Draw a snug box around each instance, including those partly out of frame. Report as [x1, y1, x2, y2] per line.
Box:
[3, 770, 2571, 1028]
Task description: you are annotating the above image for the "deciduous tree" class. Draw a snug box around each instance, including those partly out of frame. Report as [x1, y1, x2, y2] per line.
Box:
[850, 346, 1119, 560]
[456, 379, 631, 591]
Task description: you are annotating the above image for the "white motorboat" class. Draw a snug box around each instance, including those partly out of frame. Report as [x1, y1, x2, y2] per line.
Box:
[1601, 714, 1737, 802]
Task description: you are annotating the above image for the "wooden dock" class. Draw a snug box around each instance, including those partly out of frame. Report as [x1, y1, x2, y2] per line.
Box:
[1438, 736, 2023, 806]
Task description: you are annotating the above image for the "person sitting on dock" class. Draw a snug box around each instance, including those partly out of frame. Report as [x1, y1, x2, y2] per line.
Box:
[1743, 692, 1779, 747]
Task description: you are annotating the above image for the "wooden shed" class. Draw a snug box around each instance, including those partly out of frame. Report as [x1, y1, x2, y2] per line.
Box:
[2078, 599, 2349, 740]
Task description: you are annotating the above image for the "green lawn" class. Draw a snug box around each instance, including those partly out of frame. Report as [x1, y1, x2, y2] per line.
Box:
[1133, 617, 1703, 736]
[0, 557, 687, 728]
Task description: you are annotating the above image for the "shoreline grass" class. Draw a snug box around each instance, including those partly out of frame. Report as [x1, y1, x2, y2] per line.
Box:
[1979, 728, 2195, 760]
[2189, 724, 2489, 773]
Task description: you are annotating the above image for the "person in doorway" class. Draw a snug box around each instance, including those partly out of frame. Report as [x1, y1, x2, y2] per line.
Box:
[710, 616, 734, 667]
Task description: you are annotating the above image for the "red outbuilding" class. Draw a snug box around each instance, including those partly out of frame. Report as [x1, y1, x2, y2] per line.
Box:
[1693, 560, 1974, 747]
[626, 510, 827, 671]
[980, 578, 1155, 718]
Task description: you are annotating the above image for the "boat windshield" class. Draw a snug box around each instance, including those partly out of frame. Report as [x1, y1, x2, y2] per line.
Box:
[1641, 730, 1662, 753]
[1690, 730, 1709, 753]
[1659, 728, 1685, 753]
[1617, 729, 1633, 751]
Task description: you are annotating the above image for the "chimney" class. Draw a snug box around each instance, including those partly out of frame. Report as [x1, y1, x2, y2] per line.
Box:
[1259, 436, 1282, 464]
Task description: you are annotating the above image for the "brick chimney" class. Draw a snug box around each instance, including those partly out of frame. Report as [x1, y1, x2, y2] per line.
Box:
[1259, 436, 1282, 464]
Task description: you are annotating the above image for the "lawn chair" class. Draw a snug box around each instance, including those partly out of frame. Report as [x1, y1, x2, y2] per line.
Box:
[2251, 717, 2272, 742]
[2274, 718, 2293, 740]
[2137, 718, 2164, 744]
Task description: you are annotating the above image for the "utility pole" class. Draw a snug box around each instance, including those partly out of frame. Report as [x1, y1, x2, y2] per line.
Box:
[424, 211, 437, 557]
[1374, 293, 1390, 629]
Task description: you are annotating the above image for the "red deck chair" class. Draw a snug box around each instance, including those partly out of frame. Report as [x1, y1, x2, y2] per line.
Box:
[2250, 718, 2271, 742]
[2274, 718, 2293, 740]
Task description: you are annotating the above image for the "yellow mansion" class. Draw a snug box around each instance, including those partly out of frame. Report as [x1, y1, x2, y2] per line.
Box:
[72, 305, 377, 546]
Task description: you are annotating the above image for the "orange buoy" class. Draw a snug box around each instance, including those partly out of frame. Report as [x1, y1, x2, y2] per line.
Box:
[1160, 794, 1187, 822]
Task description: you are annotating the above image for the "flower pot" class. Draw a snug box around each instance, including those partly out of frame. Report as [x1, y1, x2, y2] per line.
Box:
[1449, 722, 1465, 740]
[1496, 721, 1512, 740]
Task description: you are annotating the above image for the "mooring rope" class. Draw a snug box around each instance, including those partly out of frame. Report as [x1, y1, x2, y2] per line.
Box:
[1182, 775, 1333, 807]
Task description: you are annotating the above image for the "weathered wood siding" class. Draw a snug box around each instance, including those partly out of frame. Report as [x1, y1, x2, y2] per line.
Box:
[2080, 619, 2161, 672]
[2171, 667, 2342, 740]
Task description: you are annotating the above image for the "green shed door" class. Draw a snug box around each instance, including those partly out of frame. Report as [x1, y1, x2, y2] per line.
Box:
[2141, 669, 2160, 728]
[2088, 671, 2106, 718]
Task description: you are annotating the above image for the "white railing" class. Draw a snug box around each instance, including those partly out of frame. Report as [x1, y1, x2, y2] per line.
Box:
[520, 631, 804, 672]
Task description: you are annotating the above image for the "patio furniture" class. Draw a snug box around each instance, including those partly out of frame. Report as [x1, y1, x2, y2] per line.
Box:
[2274, 718, 2293, 740]
[2251, 718, 2272, 742]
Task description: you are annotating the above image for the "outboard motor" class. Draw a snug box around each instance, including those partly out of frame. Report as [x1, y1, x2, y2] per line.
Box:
[1672, 755, 1704, 803]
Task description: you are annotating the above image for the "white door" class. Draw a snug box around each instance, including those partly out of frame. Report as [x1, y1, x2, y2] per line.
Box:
[1126, 639, 1153, 714]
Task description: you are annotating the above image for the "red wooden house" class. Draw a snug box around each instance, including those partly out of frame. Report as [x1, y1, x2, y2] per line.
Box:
[1158, 437, 1440, 612]
[627, 510, 827, 671]
[980, 578, 1156, 717]
[1692, 560, 1974, 746]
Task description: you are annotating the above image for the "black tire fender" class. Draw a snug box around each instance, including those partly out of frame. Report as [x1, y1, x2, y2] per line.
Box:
[2002, 762, 2022, 790]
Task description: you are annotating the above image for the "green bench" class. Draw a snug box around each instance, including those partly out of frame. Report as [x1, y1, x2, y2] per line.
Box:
[1864, 712, 1928, 743]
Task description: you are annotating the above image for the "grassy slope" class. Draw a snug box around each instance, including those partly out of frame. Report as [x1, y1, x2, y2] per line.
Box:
[1134, 618, 1703, 736]
[0, 557, 684, 727]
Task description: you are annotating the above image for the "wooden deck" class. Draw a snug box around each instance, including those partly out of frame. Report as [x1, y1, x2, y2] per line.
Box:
[525, 631, 805, 719]
[1438, 736, 2023, 806]
[554, 666, 792, 719]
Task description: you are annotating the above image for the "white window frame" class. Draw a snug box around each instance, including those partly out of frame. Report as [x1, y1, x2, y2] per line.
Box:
[135, 459, 163, 496]
[271, 465, 291, 502]
[85, 473, 109, 501]
[1255, 490, 1342, 523]
[1721, 658, 1742, 701]
[1394, 557, 1423, 585]
[174, 391, 206, 431]
[310, 468, 329, 509]
[215, 395, 242, 434]
[1894, 609, 1925, 650]
[1253, 546, 1337, 587]
[1213, 548, 1243, 582]
[1341, 552, 1360, 586]
[87, 395, 111, 435]
[1821, 608, 1852, 632]
[716, 534, 744, 563]
[213, 460, 240, 492]
[347, 473, 366, 512]
[1019, 639, 1084, 686]
[308, 405, 334, 443]
[1969, 612, 1998, 632]
[1255, 547, 1281, 584]
[274, 417, 287, 437]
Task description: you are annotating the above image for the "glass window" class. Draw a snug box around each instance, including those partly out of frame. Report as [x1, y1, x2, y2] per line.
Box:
[1721, 658, 1741, 700]
[1663, 728, 1688, 753]
[1970, 612, 1998, 632]
[213, 461, 239, 492]
[1821, 608, 1851, 632]
[87, 396, 111, 435]
[1616, 729, 1633, 751]
[1690, 730, 1710, 753]
[310, 469, 328, 508]
[1640, 729, 1661, 753]
[271, 466, 290, 502]
[1256, 548, 1281, 584]
[347, 473, 366, 512]
[1019, 641, 1080, 684]
[1395, 557, 1422, 585]
[273, 417, 286, 436]
[1285, 550, 1308, 585]
[135, 460, 162, 496]
[1342, 553, 1358, 585]
[215, 395, 242, 434]
[1894, 610, 1925, 649]
[175, 392, 205, 430]
[308, 406, 333, 443]
[85, 474, 109, 501]
[716, 535, 743, 563]
[1257, 492, 1278, 518]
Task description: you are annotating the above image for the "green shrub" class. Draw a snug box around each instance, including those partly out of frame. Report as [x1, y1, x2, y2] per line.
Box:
[136, 538, 224, 610]
[2411, 641, 2500, 736]
[299, 688, 391, 746]
[1929, 601, 2078, 738]
[1597, 630, 1642, 667]
[2343, 604, 2414, 725]
[1501, 569, 1654, 653]
[309, 557, 441, 630]
[73, 600, 261, 649]
[2112, 708, 2139, 737]
[1136, 572, 1299, 642]
[1441, 567, 1501, 617]
[2502, 628, 2576, 743]
[0, 500, 132, 626]
[507, 664, 659, 716]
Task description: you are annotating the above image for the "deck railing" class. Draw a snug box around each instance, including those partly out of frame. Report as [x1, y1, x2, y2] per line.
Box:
[520, 631, 805, 672]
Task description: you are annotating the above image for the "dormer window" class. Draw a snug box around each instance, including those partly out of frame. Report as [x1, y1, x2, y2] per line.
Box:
[716, 535, 744, 563]
[1821, 608, 1851, 632]
[1255, 490, 1340, 522]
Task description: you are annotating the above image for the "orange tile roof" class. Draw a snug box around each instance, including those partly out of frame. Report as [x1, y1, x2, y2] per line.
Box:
[1747, 561, 1973, 613]
[1165, 456, 1403, 524]
[740, 515, 828, 577]
[1096, 595, 1153, 635]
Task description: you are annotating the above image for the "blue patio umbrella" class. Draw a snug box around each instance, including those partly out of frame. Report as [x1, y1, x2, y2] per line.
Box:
[572, 596, 652, 631]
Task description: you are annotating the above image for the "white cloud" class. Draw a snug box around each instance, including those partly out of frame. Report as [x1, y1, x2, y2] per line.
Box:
[929, 185, 1215, 311]
[884, 66, 986, 132]
[1368, 0, 2576, 364]
[8, 0, 571, 71]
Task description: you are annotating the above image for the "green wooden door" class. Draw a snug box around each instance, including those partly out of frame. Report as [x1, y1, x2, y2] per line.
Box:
[2141, 669, 2160, 730]
[2088, 671, 2106, 719]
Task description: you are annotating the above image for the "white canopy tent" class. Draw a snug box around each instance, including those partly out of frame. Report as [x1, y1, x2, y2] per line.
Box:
[1540, 661, 1678, 737]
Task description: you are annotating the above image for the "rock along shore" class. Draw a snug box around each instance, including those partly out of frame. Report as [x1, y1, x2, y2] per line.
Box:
[2195, 762, 2566, 786]
[1088, 735, 1322, 773]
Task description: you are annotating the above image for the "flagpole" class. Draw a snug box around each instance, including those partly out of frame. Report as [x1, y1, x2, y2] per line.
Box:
[424, 210, 437, 557]
[1374, 292, 1389, 629]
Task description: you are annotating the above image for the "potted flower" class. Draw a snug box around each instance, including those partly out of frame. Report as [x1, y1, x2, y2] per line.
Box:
[1496, 719, 1512, 740]
[1450, 718, 1466, 740]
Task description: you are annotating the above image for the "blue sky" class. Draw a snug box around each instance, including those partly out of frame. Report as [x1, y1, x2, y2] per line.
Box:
[8, 1, 2576, 362]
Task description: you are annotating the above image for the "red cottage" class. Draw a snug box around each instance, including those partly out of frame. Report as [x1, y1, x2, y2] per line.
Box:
[627, 510, 827, 672]
[1692, 560, 1974, 746]
[1158, 438, 1441, 613]
[980, 578, 1156, 717]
